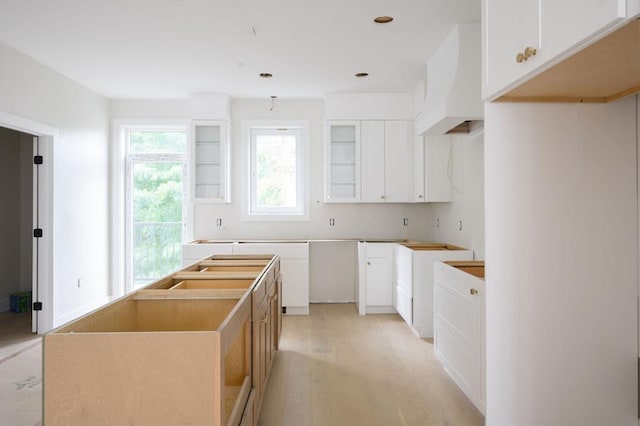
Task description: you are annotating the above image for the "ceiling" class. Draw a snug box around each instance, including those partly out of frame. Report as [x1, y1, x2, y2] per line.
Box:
[0, 0, 480, 100]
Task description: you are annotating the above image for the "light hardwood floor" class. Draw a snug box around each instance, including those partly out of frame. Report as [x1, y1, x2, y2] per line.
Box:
[0, 311, 41, 426]
[259, 303, 484, 426]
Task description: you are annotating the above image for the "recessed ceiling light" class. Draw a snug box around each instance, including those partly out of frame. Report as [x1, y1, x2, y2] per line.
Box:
[374, 16, 394, 24]
[355, 72, 369, 78]
[259, 73, 273, 78]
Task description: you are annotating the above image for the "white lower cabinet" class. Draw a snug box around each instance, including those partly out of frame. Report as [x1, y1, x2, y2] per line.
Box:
[358, 242, 395, 315]
[434, 261, 485, 415]
[394, 245, 413, 324]
[181, 241, 235, 266]
[182, 241, 310, 315]
[394, 244, 474, 338]
[232, 242, 310, 315]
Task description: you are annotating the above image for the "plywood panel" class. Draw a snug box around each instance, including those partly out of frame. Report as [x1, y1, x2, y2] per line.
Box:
[173, 271, 259, 280]
[136, 298, 237, 331]
[53, 299, 137, 333]
[198, 259, 270, 267]
[179, 279, 256, 289]
[44, 332, 220, 426]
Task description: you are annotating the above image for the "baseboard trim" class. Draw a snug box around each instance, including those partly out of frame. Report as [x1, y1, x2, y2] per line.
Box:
[283, 306, 309, 315]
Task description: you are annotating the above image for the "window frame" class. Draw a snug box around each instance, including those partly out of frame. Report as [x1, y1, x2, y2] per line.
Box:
[242, 120, 310, 222]
[111, 119, 191, 298]
[249, 127, 303, 215]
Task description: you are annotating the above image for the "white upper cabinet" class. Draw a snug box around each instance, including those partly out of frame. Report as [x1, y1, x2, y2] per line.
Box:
[413, 132, 452, 203]
[424, 136, 453, 202]
[190, 120, 231, 203]
[383, 121, 411, 203]
[325, 121, 361, 203]
[483, 0, 543, 100]
[483, 0, 633, 100]
[360, 120, 411, 203]
[361, 121, 386, 202]
[412, 132, 426, 202]
[325, 120, 411, 203]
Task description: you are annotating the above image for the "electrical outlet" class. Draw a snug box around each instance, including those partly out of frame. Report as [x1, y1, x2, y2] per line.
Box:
[329, 218, 335, 226]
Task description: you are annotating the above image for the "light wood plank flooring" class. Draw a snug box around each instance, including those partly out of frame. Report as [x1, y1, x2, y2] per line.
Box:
[0, 311, 41, 426]
[259, 303, 484, 426]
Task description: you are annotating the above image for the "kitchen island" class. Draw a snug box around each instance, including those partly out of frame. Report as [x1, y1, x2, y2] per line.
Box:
[43, 254, 281, 426]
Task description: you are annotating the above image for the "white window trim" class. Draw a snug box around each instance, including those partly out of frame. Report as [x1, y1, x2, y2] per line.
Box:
[241, 120, 310, 222]
[111, 119, 190, 299]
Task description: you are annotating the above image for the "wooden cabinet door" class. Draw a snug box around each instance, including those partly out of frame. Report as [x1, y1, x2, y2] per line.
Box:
[252, 295, 269, 405]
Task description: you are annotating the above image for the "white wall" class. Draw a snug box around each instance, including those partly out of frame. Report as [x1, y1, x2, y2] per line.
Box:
[309, 241, 357, 303]
[430, 131, 485, 258]
[485, 97, 637, 425]
[111, 98, 434, 242]
[0, 41, 110, 329]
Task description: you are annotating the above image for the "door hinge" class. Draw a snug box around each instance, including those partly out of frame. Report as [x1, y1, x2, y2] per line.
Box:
[33, 228, 43, 238]
[34, 155, 43, 165]
[33, 302, 42, 311]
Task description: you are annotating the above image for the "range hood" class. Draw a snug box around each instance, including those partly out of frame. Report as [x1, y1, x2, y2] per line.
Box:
[416, 22, 483, 136]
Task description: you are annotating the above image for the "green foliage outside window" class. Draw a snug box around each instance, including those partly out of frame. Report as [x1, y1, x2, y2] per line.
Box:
[256, 135, 297, 208]
[129, 131, 186, 288]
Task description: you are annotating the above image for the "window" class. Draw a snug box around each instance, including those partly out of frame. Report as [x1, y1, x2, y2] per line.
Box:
[124, 128, 187, 291]
[248, 124, 308, 218]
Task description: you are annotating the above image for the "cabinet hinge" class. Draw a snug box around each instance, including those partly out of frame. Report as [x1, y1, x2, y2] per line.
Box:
[33, 301, 43, 311]
[34, 155, 43, 165]
[33, 228, 43, 238]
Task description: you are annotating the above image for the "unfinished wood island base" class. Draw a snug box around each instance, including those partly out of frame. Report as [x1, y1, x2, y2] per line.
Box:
[43, 254, 282, 426]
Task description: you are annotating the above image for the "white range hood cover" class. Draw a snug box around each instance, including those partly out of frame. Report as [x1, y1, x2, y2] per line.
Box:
[416, 22, 483, 135]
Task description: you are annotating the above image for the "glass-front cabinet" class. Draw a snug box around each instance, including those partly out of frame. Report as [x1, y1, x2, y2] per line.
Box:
[190, 120, 230, 203]
[325, 121, 360, 202]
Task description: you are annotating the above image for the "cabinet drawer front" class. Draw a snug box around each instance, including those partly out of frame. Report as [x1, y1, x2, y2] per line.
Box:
[434, 284, 476, 353]
[434, 320, 475, 395]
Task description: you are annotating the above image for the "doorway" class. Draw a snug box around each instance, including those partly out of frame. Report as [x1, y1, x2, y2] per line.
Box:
[0, 112, 54, 335]
[0, 127, 35, 350]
